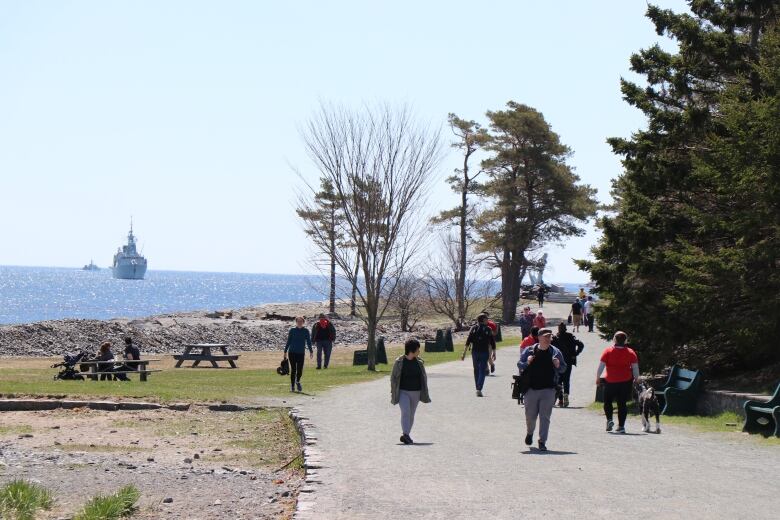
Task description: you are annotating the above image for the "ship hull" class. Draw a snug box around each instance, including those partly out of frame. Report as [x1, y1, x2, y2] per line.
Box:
[112, 263, 147, 280]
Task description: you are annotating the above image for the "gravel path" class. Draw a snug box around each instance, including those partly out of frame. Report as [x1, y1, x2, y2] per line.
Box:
[300, 330, 780, 519]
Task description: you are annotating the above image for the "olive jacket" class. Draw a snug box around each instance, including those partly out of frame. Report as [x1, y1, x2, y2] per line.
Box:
[390, 356, 431, 405]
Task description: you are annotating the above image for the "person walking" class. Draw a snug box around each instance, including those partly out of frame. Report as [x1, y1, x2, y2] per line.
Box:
[569, 299, 583, 333]
[461, 314, 496, 397]
[584, 296, 595, 332]
[518, 306, 534, 339]
[390, 339, 431, 445]
[518, 328, 567, 451]
[312, 313, 336, 369]
[284, 316, 313, 392]
[520, 327, 539, 350]
[537, 285, 546, 308]
[485, 316, 498, 374]
[552, 322, 584, 407]
[533, 310, 546, 329]
[596, 331, 639, 433]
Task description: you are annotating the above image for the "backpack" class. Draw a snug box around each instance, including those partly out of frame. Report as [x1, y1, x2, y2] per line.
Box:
[471, 323, 492, 351]
[276, 358, 290, 376]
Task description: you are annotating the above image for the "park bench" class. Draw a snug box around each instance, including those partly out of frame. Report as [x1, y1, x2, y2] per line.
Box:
[657, 365, 703, 415]
[742, 382, 780, 438]
[173, 343, 240, 368]
[77, 359, 161, 382]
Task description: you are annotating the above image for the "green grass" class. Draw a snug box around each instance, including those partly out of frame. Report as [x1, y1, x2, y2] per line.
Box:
[0, 479, 54, 520]
[74, 485, 140, 520]
[0, 425, 33, 436]
[0, 338, 518, 403]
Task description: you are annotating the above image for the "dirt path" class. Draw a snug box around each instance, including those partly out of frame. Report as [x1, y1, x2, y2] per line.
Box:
[299, 328, 780, 519]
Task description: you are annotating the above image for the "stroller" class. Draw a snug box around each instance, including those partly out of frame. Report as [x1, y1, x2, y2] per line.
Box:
[51, 351, 91, 380]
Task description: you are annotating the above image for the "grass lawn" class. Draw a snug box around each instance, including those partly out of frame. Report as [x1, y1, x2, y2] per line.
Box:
[0, 338, 519, 403]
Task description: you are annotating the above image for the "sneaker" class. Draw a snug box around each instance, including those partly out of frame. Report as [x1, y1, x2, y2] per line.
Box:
[405, 434, 414, 444]
[316, 366, 321, 370]
[524, 433, 533, 446]
[616, 426, 626, 434]
[563, 394, 569, 407]
[296, 382, 302, 392]
[476, 390, 483, 397]
[606, 420, 614, 432]
[400, 435, 411, 445]
[557, 399, 564, 407]
[290, 385, 295, 392]
[490, 364, 496, 374]
[538, 441, 547, 452]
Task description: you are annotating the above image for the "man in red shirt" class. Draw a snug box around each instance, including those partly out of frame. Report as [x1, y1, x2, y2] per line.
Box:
[519, 327, 539, 350]
[596, 331, 639, 433]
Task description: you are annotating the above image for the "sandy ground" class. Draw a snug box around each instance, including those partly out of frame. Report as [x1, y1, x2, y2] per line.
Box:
[0, 407, 302, 519]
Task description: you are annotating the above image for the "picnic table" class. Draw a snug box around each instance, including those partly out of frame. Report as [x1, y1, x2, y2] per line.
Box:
[78, 359, 161, 382]
[173, 343, 239, 368]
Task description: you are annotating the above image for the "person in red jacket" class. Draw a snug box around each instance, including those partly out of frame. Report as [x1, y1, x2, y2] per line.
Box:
[596, 331, 639, 433]
[519, 327, 539, 350]
[311, 313, 337, 369]
[533, 310, 546, 329]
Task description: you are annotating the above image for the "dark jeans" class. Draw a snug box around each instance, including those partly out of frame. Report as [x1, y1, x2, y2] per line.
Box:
[587, 314, 595, 332]
[471, 350, 489, 391]
[560, 363, 573, 395]
[289, 352, 305, 386]
[316, 340, 333, 368]
[603, 380, 633, 427]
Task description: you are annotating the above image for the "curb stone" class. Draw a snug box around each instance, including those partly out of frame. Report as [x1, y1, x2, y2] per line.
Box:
[289, 407, 323, 520]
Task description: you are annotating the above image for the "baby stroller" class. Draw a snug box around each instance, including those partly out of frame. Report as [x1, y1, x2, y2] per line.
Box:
[51, 351, 90, 380]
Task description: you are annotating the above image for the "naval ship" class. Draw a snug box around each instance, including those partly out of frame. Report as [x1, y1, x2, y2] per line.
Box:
[112, 222, 147, 280]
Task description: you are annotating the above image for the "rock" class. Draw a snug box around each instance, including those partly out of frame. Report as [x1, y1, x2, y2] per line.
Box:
[213, 499, 222, 506]
[147, 457, 155, 462]
[183, 458, 193, 464]
[194, 453, 200, 459]
[163, 497, 174, 504]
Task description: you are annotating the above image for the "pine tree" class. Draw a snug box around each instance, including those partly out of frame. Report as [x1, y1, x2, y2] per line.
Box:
[476, 102, 597, 323]
[580, 1, 779, 372]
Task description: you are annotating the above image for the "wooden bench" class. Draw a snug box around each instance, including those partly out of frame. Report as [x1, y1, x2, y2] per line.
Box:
[174, 343, 239, 368]
[743, 382, 780, 438]
[76, 359, 161, 382]
[657, 365, 703, 415]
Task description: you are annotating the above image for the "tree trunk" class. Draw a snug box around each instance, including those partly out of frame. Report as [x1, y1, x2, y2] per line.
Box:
[366, 316, 377, 371]
[350, 259, 359, 317]
[457, 182, 467, 325]
[329, 210, 336, 314]
[501, 249, 520, 323]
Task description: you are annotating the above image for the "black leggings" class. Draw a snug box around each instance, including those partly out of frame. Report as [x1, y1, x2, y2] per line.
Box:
[289, 353, 305, 385]
[560, 364, 573, 394]
[603, 380, 633, 427]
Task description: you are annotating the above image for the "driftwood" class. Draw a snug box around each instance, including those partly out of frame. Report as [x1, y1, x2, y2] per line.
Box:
[260, 312, 296, 322]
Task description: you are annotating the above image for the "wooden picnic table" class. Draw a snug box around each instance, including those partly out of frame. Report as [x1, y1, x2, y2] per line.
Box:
[77, 359, 161, 382]
[173, 343, 239, 369]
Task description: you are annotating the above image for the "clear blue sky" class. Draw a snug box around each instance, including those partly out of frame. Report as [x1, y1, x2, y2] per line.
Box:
[0, 0, 689, 282]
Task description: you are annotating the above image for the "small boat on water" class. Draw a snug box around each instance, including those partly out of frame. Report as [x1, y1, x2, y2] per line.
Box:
[112, 220, 147, 280]
[82, 260, 100, 271]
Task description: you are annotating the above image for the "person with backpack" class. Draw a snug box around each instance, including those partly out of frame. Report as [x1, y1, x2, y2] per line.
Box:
[569, 299, 583, 333]
[461, 314, 496, 397]
[284, 316, 313, 392]
[596, 331, 639, 433]
[518, 328, 567, 451]
[390, 339, 431, 445]
[552, 322, 584, 407]
[312, 313, 337, 369]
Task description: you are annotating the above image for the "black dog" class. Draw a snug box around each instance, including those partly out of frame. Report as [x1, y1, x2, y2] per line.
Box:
[634, 379, 661, 434]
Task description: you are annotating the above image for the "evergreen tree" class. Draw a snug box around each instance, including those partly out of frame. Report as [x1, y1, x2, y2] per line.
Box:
[296, 177, 342, 313]
[580, 1, 779, 372]
[476, 102, 597, 323]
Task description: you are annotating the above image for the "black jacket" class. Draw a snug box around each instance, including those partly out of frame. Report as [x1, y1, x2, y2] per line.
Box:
[466, 323, 496, 353]
[552, 332, 584, 366]
[312, 321, 336, 342]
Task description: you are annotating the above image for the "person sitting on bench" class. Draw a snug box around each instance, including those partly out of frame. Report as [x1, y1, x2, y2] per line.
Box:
[117, 337, 141, 371]
[95, 341, 129, 381]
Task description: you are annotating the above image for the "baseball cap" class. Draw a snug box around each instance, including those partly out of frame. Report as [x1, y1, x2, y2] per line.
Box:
[538, 328, 553, 336]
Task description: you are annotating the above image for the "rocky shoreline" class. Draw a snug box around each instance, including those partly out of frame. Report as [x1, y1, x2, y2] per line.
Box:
[0, 302, 463, 358]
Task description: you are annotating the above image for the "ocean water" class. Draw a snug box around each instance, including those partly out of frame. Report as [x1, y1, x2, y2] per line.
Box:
[0, 266, 327, 325]
[0, 266, 588, 325]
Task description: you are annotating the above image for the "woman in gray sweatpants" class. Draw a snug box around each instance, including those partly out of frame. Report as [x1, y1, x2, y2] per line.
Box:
[390, 339, 431, 445]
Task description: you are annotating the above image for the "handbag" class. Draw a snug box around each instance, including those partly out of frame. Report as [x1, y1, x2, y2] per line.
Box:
[567, 314, 572, 325]
[512, 370, 531, 399]
[276, 358, 290, 376]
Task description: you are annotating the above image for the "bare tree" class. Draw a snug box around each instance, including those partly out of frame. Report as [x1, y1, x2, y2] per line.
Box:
[301, 103, 443, 370]
[424, 233, 499, 330]
[392, 275, 425, 332]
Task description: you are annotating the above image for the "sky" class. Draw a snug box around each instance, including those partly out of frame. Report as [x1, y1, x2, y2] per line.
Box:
[0, 0, 690, 282]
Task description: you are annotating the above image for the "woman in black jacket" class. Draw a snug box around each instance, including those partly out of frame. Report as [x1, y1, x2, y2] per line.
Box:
[552, 322, 584, 407]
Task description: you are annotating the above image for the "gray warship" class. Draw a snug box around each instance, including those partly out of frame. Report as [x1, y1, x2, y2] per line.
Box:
[112, 222, 147, 280]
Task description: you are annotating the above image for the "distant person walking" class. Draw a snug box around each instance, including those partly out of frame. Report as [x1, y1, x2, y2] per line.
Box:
[461, 314, 496, 397]
[537, 285, 546, 308]
[390, 339, 431, 445]
[486, 316, 498, 374]
[518, 328, 567, 451]
[570, 299, 583, 333]
[312, 313, 336, 369]
[284, 316, 313, 392]
[584, 296, 595, 332]
[518, 306, 535, 339]
[533, 310, 546, 329]
[552, 323, 584, 407]
[596, 331, 639, 433]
